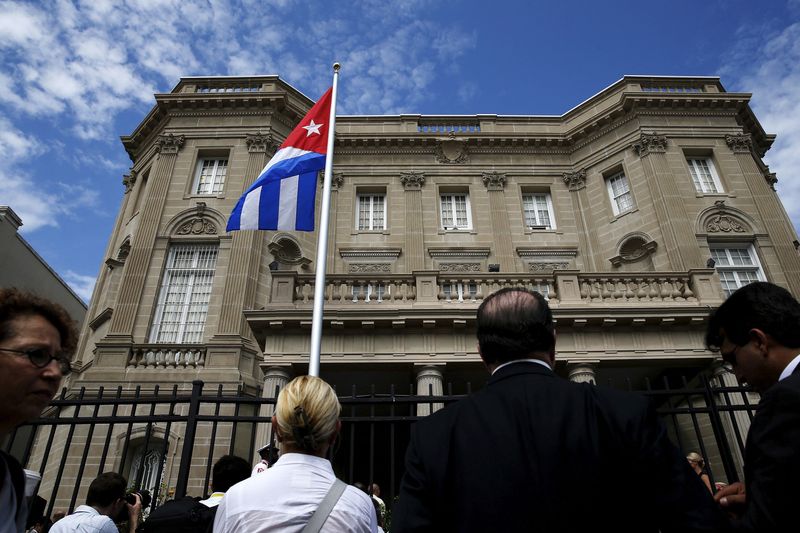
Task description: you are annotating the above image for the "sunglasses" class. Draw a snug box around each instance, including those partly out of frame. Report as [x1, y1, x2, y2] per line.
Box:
[0, 347, 71, 375]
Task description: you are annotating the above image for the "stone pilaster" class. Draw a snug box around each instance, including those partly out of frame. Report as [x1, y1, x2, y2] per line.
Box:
[254, 366, 292, 456]
[108, 134, 185, 339]
[482, 172, 514, 271]
[216, 135, 269, 336]
[415, 364, 444, 416]
[401, 172, 426, 272]
[567, 362, 597, 384]
[325, 173, 344, 271]
[726, 134, 800, 295]
[563, 169, 597, 270]
[633, 133, 702, 270]
[711, 360, 752, 478]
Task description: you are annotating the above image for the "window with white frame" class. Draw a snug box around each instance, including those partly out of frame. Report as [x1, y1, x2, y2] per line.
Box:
[687, 158, 723, 194]
[193, 158, 228, 195]
[440, 193, 472, 230]
[530, 282, 551, 300]
[606, 171, 634, 216]
[149, 244, 218, 343]
[352, 283, 387, 302]
[443, 282, 478, 302]
[710, 245, 765, 297]
[522, 193, 556, 229]
[356, 193, 386, 231]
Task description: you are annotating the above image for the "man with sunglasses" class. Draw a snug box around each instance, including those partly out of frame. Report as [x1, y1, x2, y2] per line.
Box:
[0, 288, 77, 533]
[705, 281, 800, 532]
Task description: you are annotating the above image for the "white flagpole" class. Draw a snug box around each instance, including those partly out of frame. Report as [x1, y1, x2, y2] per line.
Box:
[308, 63, 340, 377]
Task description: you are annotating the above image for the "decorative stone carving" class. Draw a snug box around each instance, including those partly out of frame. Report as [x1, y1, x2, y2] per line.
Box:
[245, 133, 274, 153]
[348, 263, 392, 273]
[117, 239, 131, 262]
[726, 134, 753, 154]
[434, 135, 469, 164]
[706, 214, 746, 233]
[482, 172, 506, 191]
[440, 263, 481, 272]
[176, 217, 218, 235]
[154, 133, 185, 154]
[400, 172, 425, 190]
[528, 262, 569, 272]
[269, 237, 304, 263]
[632, 132, 667, 157]
[562, 169, 586, 192]
[122, 170, 137, 193]
[609, 236, 658, 266]
[764, 169, 778, 190]
[319, 172, 344, 189]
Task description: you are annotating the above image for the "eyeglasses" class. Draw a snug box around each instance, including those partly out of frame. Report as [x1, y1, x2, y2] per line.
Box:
[0, 347, 71, 375]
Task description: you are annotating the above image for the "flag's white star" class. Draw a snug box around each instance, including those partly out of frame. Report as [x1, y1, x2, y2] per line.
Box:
[303, 120, 323, 137]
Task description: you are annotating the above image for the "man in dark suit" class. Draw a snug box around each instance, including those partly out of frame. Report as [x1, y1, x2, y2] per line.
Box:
[706, 281, 800, 532]
[393, 287, 723, 533]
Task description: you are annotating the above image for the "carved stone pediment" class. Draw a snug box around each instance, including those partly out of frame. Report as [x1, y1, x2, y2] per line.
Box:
[434, 136, 469, 164]
[562, 169, 586, 192]
[176, 217, 218, 235]
[633, 133, 667, 157]
[706, 214, 746, 233]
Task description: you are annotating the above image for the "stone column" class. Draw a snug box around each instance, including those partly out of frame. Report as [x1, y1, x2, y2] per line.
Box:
[216, 134, 270, 336]
[325, 173, 344, 271]
[108, 134, 185, 339]
[563, 170, 598, 270]
[726, 134, 800, 295]
[415, 364, 444, 416]
[634, 133, 703, 270]
[401, 172, 426, 272]
[254, 366, 292, 455]
[711, 361, 754, 479]
[482, 172, 515, 271]
[567, 362, 597, 384]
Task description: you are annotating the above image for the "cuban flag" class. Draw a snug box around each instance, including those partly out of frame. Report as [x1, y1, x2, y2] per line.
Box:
[227, 87, 333, 232]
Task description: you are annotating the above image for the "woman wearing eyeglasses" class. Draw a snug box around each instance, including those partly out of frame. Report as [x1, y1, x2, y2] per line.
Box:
[214, 375, 377, 532]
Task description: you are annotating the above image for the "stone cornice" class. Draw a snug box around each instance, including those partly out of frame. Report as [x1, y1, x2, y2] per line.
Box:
[428, 247, 490, 259]
[516, 248, 578, 258]
[339, 247, 402, 259]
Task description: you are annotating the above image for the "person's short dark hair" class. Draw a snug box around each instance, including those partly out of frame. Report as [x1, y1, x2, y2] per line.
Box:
[476, 288, 554, 365]
[0, 288, 78, 356]
[705, 282, 800, 351]
[86, 472, 127, 508]
[211, 455, 251, 493]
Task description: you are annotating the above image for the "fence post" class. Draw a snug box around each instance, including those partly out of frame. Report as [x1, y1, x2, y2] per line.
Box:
[702, 374, 740, 484]
[175, 380, 204, 498]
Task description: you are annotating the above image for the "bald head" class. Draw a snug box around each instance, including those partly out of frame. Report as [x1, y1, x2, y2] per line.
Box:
[476, 288, 555, 367]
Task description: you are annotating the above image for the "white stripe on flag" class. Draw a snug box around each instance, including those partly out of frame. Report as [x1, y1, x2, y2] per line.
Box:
[278, 175, 299, 230]
[262, 147, 314, 176]
[240, 186, 261, 230]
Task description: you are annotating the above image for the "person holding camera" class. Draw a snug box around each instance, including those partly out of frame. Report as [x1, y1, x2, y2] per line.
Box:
[49, 472, 141, 533]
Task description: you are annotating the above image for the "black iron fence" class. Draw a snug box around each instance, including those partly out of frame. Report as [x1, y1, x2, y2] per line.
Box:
[3, 374, 756, 518]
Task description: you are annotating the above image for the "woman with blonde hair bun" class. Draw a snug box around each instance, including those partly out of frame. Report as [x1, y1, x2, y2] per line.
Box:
[214, 376, 377, 532]
[686, 451, 713, 494]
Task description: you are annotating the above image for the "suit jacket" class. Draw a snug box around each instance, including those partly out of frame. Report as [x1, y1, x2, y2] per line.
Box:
[393, 362, 724, 533]
[732, 364, 800, 532]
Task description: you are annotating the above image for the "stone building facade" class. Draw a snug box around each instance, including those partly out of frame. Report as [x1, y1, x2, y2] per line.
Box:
[43, 75, 799, 504]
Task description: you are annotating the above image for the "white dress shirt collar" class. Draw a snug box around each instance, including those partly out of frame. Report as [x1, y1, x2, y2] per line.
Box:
[492, 358, 552, 375]
[778, 352, 800, 382]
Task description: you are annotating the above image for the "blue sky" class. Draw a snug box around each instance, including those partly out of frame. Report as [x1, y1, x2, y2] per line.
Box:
[1, 0, 799, 302]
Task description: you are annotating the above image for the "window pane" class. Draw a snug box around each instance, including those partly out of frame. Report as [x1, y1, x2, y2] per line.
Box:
[454, 195, 468, 227]
[373, 195, 385, 230]
[196, 159, 227, 194]
[440, 195, 454, 227]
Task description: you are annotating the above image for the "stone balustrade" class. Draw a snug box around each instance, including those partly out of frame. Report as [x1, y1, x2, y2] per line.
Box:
[127, 344, 207, 369]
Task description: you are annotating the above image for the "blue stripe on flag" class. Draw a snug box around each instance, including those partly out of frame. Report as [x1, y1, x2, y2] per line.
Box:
[259, 179, 282, 230]
[295, 172, 318, 231]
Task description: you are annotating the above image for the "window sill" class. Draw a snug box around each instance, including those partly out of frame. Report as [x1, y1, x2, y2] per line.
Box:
[609, 208, 638, 223]
[438, 229, 476, 235]
[695, 192, 735, 198]
[524, 228, 561, 235]
[351, 230, 391, 235]
[184, 193, 226, 200]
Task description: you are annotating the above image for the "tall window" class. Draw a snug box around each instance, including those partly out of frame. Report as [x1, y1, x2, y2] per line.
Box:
[357, 194, 386, 231]
[606, 171, 634, 216]
[194, 158, 228, 195]
[687, 158, 723, 194]
[440, 193, 471, 230]
[150, 244, 218, 343]
[522, 193, 556, 229]
[443, 282, 477, 302]
[710, 245, 764, 297]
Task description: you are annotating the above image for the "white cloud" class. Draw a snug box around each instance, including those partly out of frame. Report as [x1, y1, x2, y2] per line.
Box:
[723, 22, 800, 233]
[63, 270, 96, 302]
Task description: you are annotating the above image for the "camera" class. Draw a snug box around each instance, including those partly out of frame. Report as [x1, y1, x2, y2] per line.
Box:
[119, 489, 151, 521]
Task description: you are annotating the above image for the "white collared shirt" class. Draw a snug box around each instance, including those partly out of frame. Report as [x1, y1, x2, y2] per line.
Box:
[199, 491, 225, 507]
[214, 453, 377, 533]
[492, 358, 552, 375]
[779, 352, 800, 382]
[49, 505, 117, 533]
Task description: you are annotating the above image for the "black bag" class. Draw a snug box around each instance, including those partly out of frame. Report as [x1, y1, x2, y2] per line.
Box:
[139, 497, 217, 533]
